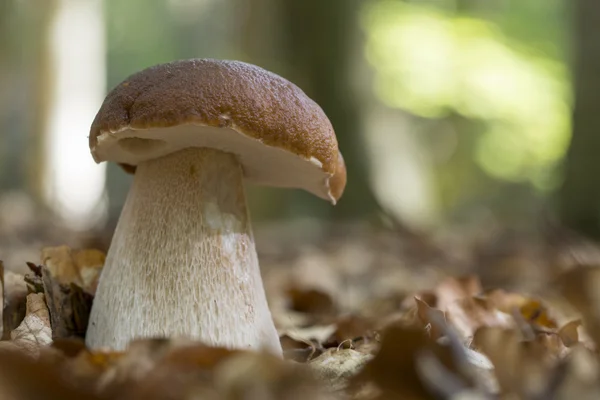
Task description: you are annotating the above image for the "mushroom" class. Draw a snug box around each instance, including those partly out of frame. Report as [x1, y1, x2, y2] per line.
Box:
[86, 59, 346, 355]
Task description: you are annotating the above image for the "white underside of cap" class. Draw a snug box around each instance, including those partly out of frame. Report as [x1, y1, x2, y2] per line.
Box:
[92, 124, 335, 203]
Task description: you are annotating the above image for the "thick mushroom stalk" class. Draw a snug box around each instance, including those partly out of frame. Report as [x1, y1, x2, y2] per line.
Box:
[86, 147, 282, 355]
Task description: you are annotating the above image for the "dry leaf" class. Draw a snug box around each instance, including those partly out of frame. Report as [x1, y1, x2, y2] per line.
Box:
[287, 287, 336, 316]
[0, 349, 101, 400]
[280, 325, 335, 361]
[555, 266, 600, 346]
[415, 297, 447, 340]
[310, 348, 373, 392]
[445, 296, 513, 340]
[435, 276, 483, 311]
[472, 327, 551, 397]
[215, 350, 329, 400]
[559, 320, 582, 347]
[119, 344, 242, 400]
[281, 334, 320, 362]
[96, 338, 172, 394]
[328, 315, 375, 346]
[39, 265, 94, 340]
[41, 245, 105, 294]
[519, 299, 558, 329]
[353, 323, 466, 399]
[552, 345, 600, 399]
[9, 293, 52, 357]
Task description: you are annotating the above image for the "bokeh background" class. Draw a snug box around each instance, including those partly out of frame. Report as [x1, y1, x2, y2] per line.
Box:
[0, 0, 597, 276]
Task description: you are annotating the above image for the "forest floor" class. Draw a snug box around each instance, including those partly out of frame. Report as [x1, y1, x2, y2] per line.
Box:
[1, 213, 600, 399]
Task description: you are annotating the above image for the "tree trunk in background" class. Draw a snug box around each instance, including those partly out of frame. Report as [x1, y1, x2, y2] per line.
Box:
[42, 0, 107, 229]
[0, 1, 13, 188]
[559, 0, 600, 238]
[278, 0, 378, 220]
[27, 0, 56, 204]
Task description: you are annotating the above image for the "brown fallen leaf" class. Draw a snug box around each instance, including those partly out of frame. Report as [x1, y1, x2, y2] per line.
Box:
[435, 275, 483, 311]
[352, 323, 468, 399]
[84, 338, 328, 400]
[118, 344, 242, 400]
[286, 286, 336, 316]
[559, 319, 582, 348]
[35, 264, 94, 340]
[0, 349, 101, 400]
[484, 289, 529, 313]
[555, 265, 600, 346]
[51, 337, 88, 357]
[7, 292, 52, 357]
[280, 324, 335, 362]
[472, 327, 552, 397]
[281, 334, 320, 362]
[327, 315, 376, 347]
[215, 350, 329, 400]
[415, 297, 447, 340]
[445, 296, 513, 340]
[551, 344, 600, 399]
[96, 338, 172, 395]
[41, 245, 105, 294]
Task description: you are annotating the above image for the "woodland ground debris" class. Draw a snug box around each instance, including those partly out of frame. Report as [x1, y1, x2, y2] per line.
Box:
[1, 224, 600, 399]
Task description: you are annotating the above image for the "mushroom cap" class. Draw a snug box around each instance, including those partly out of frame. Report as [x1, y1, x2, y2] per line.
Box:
[90, 58, 346, 204]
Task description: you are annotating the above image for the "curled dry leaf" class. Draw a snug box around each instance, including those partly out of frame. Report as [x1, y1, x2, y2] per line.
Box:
[435, 276, 483, 311]
[281, 324, 337, 348]
[353, 323, 470, 399]
[7, 292, 52, 357]
[280, 324, 337, 361]
[41, 265, 94, 340]
[559, 320, 582, 347]
[445, 296, 513, 340]
[472, 327, 552, 397]
[415, 297, 447, 340]
[412, 277, 516, 343]
[555, 266, 600, 346]
[281, 334, 320, 362]
[41, 245, 105, 295]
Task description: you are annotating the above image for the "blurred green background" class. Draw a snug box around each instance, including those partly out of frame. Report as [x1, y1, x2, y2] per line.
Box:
[0, 0, 598, 245]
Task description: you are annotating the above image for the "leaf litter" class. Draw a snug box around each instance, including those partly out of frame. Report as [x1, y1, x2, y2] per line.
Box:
[2, 223, 600, 399]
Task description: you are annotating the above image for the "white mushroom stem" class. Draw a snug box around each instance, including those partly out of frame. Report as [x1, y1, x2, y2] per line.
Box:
[86, 147, 282, 355]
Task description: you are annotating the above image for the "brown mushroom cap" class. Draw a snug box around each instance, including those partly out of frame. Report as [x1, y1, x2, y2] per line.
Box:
[329, 151, 347, 201]
[90, 59, 345, 203]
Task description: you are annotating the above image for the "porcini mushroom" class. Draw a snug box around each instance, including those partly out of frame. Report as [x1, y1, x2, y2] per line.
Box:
[86, 59, 346, 355]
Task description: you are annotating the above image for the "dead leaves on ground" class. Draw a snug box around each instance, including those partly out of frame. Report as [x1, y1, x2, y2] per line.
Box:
[0, 339, 329, 400]
[5, 241, 600, 399]
[1, 245, 104, 345]
[275, 267, 600, 399]
[4, 292, 53, 357]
